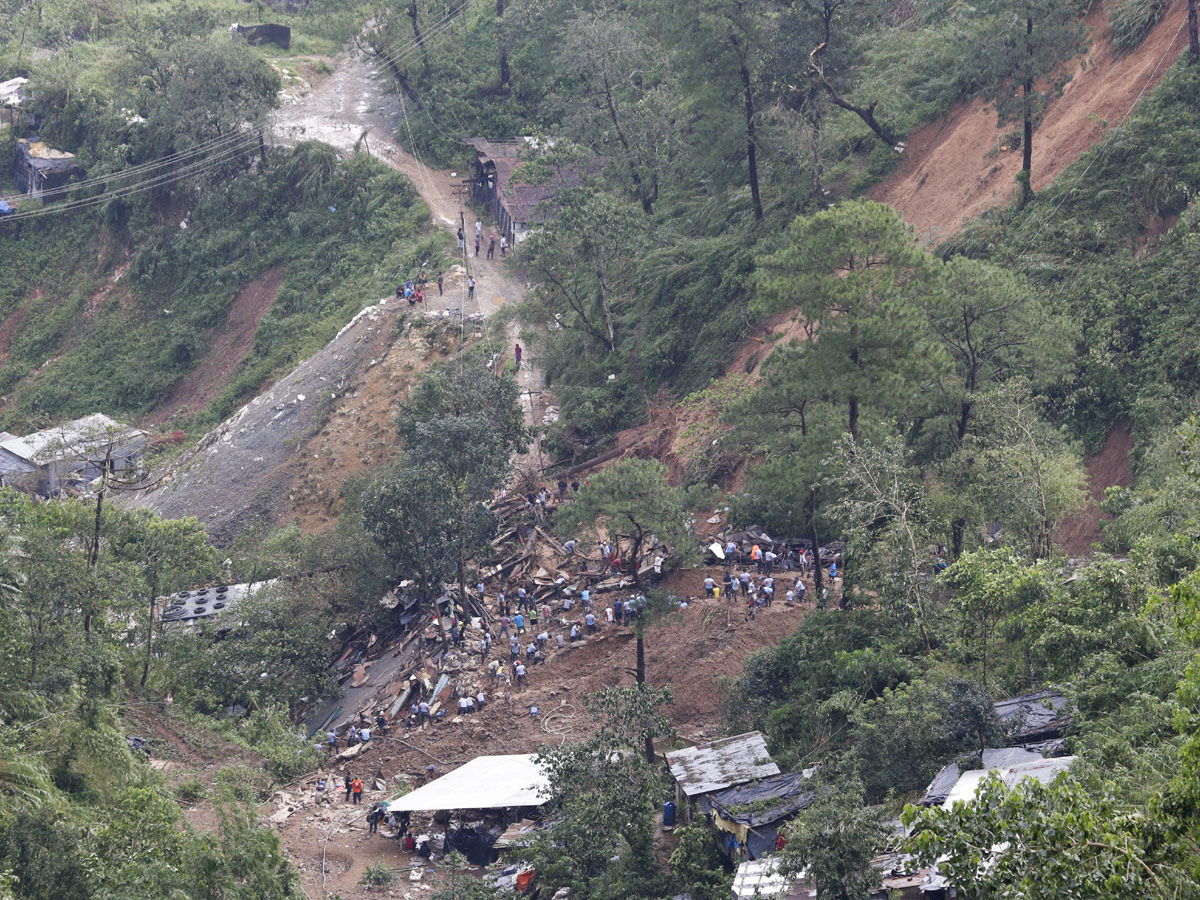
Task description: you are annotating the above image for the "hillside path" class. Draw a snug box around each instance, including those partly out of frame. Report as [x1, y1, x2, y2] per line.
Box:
[272, 52, 547, 426]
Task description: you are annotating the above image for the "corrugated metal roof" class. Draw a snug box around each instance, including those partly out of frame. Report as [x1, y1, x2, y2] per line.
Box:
[388, 754, 550, 812]
[942, 755, 1077, 808]
[732, 858, 808, 900]
[665, 731, 779, 798]
[0, 413, 145, 463]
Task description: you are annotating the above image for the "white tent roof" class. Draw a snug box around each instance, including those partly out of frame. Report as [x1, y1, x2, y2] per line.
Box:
[388, 754, 550, 812]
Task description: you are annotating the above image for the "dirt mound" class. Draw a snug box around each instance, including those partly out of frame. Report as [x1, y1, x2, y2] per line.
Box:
[145, 266, 284, 427]
[1056, 419, 1134, 555]
[870, 2, 1189, 241]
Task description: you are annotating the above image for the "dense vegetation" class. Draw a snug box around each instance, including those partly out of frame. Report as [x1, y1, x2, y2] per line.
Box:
[5, 0, 1200, 897]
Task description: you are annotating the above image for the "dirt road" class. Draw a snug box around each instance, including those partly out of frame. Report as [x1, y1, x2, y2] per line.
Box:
[272, 51, 547, 423]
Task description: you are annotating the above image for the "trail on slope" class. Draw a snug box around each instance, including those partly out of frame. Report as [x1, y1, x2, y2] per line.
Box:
[869, 1, 1188, 243]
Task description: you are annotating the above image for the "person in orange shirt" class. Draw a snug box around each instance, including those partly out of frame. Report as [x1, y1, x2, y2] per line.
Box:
[352, 777, 363, 805]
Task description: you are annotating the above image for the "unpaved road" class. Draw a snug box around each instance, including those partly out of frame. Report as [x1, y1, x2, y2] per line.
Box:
[133, 51, 550, 539]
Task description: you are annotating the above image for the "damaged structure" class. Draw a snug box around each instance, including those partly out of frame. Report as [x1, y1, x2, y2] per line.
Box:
[0, 413, 145, 495]
[705, 769, 816, 860]
[14, 137, 83, 199]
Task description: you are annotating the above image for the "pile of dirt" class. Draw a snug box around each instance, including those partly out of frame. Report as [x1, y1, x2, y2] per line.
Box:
[870, 1, 1189, 241]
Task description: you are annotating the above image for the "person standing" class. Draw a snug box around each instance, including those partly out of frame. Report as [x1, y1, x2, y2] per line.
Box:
[344, 771, 354, 802]
[467, 276, 475, 300]
[487, 235, 496, 259]
[514, 343, 522, 369]
[500, 234, 508, 256]
[437, 271, 444, 295]
[474, 234, 481, 256]
[515, 662, 527, 689]
[457, 227, 464, 251]
[475, 218, 482, 239]
[352, 777, 363, 805]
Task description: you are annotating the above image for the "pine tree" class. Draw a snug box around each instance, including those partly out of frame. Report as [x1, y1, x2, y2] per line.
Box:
[974, 0, 1089, 210]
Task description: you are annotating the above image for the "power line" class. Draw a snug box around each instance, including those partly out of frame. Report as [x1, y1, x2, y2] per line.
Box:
[1015, 15, 1188, 259]
[6, 0, 480, 220]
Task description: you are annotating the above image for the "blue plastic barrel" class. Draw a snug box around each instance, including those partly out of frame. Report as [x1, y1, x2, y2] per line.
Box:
[663, 801, 677, 827]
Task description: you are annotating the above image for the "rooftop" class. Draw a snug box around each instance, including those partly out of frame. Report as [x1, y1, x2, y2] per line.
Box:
[387, 754, 550, 812]
[0, 414, 145, 463]
[665, 731, 780, 798]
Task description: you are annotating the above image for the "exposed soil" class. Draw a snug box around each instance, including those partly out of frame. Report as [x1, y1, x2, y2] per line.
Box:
[0, 304, 29, 362]
[870, 2, 1189, 241]
[145, 266, 285, 427]
[270, 558, 819, 899]
[1055, 419, 1135, 556]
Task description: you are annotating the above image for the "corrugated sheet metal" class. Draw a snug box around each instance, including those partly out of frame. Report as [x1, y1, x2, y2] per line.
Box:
[665, 731, 779, 798]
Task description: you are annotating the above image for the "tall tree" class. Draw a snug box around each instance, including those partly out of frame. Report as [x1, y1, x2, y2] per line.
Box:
[755, 200, 949, 442]
[671, 0, 770, 220]
[556, 458, 697, 693]
[974, 0, 1088, 210]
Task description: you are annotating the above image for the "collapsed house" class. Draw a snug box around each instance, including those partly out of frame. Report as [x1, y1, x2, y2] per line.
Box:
[1, 77, 27, 130]
[666, 731, 780, 825]
[919, 747, 1077, 809]
[14, 137, 84, 199]
[159, 580, 277, 624]
[993, 687, 1071, 752]
[0, 413, 145, 495]
[731, 853, 928, 900]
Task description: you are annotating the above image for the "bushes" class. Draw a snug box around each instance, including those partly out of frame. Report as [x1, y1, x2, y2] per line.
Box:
[1108, 0, 1170, 55]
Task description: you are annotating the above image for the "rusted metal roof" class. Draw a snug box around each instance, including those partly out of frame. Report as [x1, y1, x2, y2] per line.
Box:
[665, 731, 779, 798]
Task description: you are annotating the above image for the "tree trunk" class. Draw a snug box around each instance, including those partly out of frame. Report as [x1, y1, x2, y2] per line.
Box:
[811, 69, 899, 148]
[407, 0, 429, 75]
[808, 496, 824, 596]
[140, 584, 156, 688]
[809, 91, 825, 201]
[85, 484, 104, 636]
[1017, 17, 1034, 211]
[603, 74, 653, 215]
[496, 0, 510, 89]
[258, 132, 268, 170]
[739, 60, 763, 222]
[382, 54, 430, 117]
[951, 516, 966, 560]
[1190, 0, 1199, 64]
[848, 397, 859, 443]
[635, 633, 655, 763]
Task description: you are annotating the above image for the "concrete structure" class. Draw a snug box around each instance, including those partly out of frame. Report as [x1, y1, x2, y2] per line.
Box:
[0, 414, 145, 495]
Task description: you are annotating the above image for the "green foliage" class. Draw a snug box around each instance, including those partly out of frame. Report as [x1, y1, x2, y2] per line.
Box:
[668, 824, 732, 900]
[358, 862, 399, 887]
[1108, 0, 1170, 55]
[555, 458, 697, 583]
[520, 684, 676, 900]
[778, 778, 888, 900]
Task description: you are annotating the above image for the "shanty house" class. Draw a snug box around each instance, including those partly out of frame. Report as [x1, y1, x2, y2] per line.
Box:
[0, 413, 146, 495]
[666, 731, 780, 824]
[14, 137, 83, 199]
[705, 770, 816, 860]
[466, 138, 605, 245]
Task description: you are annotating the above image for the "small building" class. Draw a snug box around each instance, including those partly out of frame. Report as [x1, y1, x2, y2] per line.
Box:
[993, 687, 1071, 749]
[666, 731, 780, 824]
[14, 137, 83, 199]
[0, 413, 146, 495]
[1, 76, 27, 130]
[466, 138, 606, 245]
[705, 770, 816, 860]
[230, 23, 291, 49]
[919, 746, 1077, 808]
